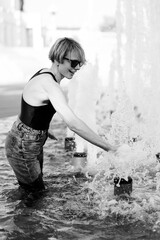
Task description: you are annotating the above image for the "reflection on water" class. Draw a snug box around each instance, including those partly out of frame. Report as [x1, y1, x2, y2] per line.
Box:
[1, 116, 160, 240]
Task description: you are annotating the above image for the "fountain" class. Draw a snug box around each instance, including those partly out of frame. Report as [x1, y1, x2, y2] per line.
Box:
[65, 0, 160, 232]
[66, 60, 101, 172]
[2, 1, 160, 239]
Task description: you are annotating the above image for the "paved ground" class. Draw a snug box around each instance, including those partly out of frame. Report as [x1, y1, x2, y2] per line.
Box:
[0, 84, 24, 118]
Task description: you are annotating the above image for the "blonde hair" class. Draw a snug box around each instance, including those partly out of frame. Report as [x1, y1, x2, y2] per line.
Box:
[48, 37, 86, 64]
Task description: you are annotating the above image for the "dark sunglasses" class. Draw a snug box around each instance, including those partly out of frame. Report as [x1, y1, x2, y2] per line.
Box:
[64, 57, 83, 68]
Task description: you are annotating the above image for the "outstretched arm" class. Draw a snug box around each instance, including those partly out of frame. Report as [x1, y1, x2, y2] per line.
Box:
[43, 79, 117, 152]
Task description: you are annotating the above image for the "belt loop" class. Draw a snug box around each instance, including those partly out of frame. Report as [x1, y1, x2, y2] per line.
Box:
[36, 134, 40, 141]
[17, 122, 22, 130]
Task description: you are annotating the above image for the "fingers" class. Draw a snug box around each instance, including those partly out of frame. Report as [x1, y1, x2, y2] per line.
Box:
[48, 132, 57, 140]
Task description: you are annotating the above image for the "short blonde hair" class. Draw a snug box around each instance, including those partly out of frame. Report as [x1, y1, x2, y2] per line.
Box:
[48, 37, 86, 64]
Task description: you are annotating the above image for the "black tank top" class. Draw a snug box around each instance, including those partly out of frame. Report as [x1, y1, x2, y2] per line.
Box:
[19, 69, 57, 130]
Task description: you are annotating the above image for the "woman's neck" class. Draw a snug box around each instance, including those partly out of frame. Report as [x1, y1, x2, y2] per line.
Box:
[49, 63, 63, 84]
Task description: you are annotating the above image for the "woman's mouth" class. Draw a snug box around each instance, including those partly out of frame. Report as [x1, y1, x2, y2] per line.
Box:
[69, 70, 75, 75]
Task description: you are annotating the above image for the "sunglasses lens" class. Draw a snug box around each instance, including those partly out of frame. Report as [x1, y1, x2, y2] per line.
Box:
[71, 60, 80, 68]
[64, 57, 82, 68]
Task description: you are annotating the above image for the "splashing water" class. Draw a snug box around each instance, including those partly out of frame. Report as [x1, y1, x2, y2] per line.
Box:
[59, 0, 160, 234]
[79, 86, 160, 233]
[76, 0, 160, 233]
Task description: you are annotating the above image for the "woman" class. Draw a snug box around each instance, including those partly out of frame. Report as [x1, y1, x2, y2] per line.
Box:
[5, 37, 118, 191]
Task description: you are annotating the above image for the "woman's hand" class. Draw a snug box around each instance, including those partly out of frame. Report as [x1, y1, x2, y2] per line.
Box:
[116, 144, 131, 156]
[109, 145, 119, 154]
[48, 131, 57, 140]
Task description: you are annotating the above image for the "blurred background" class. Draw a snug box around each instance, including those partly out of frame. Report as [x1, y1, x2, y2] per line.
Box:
[0, 0, 116, 48]
[0, 0, 117, 117]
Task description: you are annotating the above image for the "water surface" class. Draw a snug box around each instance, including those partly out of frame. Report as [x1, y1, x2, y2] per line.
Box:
[0, 116, 160, 240]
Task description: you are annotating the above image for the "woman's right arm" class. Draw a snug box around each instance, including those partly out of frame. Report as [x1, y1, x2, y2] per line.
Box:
[43, 79, 117, 152]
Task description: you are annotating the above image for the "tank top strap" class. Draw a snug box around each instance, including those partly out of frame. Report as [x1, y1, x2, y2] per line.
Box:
[37, 72, 57, 82]
[29, 69, 44, 80]
[29, 69, 57, 82]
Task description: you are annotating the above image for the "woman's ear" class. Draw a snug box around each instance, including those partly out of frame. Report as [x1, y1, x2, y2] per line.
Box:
[55, 60, 60, 67]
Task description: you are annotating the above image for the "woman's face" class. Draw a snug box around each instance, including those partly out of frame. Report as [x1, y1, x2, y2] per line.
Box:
[59, 51, 83, 79]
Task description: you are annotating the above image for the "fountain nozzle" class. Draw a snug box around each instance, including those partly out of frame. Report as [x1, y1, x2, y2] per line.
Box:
[156, 153, 160, 162]
[64, 137, 76, 152]
[114, 176, 132, 196]
[71, 152, 87, 171]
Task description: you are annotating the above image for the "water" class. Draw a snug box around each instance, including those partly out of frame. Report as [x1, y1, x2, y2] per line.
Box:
[1, 116, 160, 239]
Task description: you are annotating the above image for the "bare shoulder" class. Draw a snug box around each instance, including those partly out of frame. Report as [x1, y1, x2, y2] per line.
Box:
[22, 72, 55, 105]
[24, 70, 58, 95]
[27, 71, 57, 88]
[40, 73, 60, 92]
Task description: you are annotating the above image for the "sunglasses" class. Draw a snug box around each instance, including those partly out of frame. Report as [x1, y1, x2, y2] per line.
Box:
[64, 57, 83, 68]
